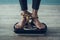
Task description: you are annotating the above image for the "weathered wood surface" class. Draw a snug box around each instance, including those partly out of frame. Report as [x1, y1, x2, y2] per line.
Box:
[0, 5, 60, 40]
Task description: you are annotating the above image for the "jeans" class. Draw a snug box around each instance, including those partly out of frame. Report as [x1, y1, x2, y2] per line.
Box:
[19, 0, 41, 11]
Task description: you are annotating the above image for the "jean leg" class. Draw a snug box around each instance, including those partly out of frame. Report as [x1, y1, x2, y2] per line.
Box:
[19, 0, 28, 11]
[32, 0, 41, 10]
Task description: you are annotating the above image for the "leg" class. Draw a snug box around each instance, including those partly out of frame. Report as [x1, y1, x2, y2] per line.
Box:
[19, 0, 27, 11]
[32, 0, 45, 29]
[15, 0, 28, 29]
[32, 0, 41, 17]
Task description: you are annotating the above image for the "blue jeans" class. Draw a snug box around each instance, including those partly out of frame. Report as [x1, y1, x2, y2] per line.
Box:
[19, 0, 41, 11]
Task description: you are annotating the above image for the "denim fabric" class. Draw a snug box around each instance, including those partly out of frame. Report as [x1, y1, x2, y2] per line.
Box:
[19, 0, 41, 11]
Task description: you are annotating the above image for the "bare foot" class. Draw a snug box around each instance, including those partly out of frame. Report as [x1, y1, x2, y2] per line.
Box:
[15, 17, 26, 29]
[15, 11, 31, 29]
[32, 9, 45, 29]
[33, 18, 45, 29]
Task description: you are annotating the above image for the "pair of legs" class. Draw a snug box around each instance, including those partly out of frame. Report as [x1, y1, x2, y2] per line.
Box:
[15, 0, 45, 29]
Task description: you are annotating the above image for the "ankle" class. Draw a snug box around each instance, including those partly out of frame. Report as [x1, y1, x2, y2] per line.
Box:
[32, 14, 38, 18]
[32, 9, 38, 17]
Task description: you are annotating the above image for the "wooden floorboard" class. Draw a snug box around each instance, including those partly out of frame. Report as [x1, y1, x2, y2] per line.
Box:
[0, 5, 60, 40]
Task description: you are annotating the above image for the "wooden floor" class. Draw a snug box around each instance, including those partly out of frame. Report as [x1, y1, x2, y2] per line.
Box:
[0, 4, 60, 40]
